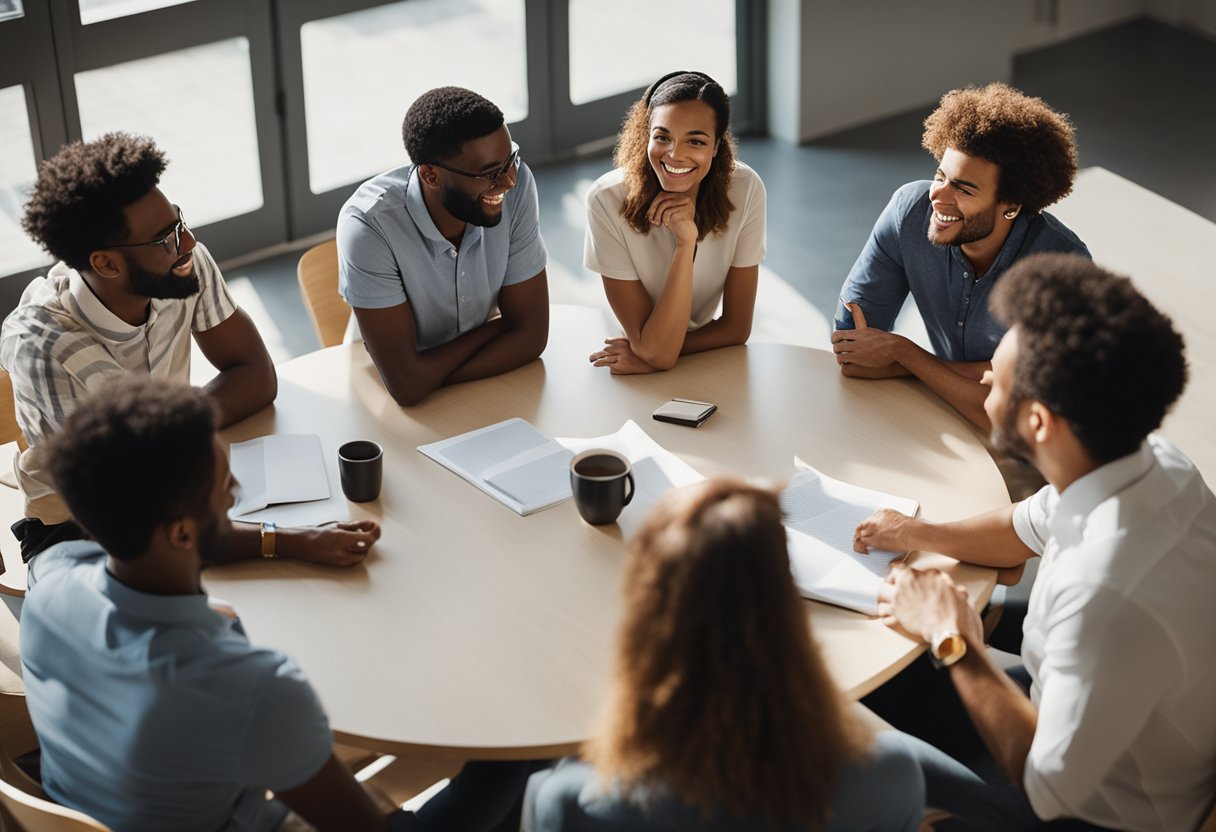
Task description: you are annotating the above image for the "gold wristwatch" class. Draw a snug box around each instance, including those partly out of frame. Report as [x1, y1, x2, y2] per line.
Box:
[260, 521, 277, 559]
[930, 630, 966, 668]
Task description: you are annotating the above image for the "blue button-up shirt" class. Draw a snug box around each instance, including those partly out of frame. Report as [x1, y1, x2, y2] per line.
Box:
[20, 542, 333, 832]
[835, 181, 1090, 362]
[337, 160, 548, 351]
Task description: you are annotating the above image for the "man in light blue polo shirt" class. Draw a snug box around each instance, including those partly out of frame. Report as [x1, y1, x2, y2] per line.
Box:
[21, 379, 540, 831]
[338, 86, 549, 406]
[831, 83, 1089, 430]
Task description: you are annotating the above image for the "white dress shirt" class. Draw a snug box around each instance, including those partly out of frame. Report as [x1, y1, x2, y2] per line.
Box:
[1013, 435, 1216, 831]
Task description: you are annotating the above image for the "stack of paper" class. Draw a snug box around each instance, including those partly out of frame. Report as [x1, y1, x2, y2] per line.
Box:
[228, 434, 348, 527]
[780, 464, 918, 615]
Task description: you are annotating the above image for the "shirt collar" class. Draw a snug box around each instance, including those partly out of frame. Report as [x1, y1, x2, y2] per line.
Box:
[67, 266, 151, 342]
[403, 165, 484, 256]
[99, 566, 220, 628]
[1047, 441, 1155, 548]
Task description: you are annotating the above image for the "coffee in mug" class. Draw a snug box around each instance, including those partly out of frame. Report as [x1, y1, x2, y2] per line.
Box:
[570, 450, 635, 525]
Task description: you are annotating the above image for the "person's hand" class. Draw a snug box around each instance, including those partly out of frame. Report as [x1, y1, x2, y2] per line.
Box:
[854, 508, 917, 554]
[589, 338, 659, 374]
[646, 192, 698, 246]
[282, 519, 381, 567]
[876, 562, 983, 647]
[831, 304, 909, 369]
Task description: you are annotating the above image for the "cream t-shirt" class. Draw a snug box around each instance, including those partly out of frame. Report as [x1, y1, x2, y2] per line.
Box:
[584, 162, 766, 329]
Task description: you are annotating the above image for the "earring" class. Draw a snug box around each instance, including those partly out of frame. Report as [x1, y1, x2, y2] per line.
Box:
[1003, 209, 1019, 220]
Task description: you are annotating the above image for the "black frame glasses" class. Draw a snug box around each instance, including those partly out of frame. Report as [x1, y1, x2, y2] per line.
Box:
[106, 205, 189, 257]
[426, 143, 520, 188]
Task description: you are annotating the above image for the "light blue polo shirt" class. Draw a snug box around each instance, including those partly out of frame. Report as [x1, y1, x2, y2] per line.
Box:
[337, 159, 548, 351]
[20, 541, 333, 832]
[835, 181, 1090, 362]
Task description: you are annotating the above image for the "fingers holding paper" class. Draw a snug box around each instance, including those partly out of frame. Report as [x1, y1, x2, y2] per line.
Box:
[854, 508, 917, 554]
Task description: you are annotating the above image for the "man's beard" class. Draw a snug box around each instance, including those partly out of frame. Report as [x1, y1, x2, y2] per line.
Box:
[127, 259, 200, 299]
[929, 203, 997, 248]
[440, 185, 503, 229]
[197, 514, 233, 566]
[990, 395, 1034, 465]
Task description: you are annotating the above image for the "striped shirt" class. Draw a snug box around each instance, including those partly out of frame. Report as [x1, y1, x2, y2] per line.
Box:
[0, 242, 236, 523]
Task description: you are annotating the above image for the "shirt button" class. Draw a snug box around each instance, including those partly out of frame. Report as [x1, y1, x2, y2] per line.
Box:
[963, 271, 969, 278]
[449, 250, 457, 258]
[461, 296, 467, 302]
[956, 321, 963, 327]
[461, 272, 465, 276]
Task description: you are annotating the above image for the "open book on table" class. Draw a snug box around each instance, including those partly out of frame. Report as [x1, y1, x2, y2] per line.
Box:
[417, 418, 706, 519]
[779, 462, 918, 616]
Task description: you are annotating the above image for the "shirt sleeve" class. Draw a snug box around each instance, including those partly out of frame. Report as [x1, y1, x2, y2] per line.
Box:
[237, 654, 333, 792]
[835, 186, 914, 331]
[731, 169, 767, 268]
[1012, 485, 1056, 556]
[1024, 588, 1182, 821]
[584, 182, 640, 282]
[337, 211, 409, 309]
[189, 244, 238, 333]
[504, 163, 548, 285]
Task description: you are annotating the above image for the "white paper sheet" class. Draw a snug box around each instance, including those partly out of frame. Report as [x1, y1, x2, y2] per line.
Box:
[418, 418, 574, 515]
[779, 461, 919, 614]
[229, 434, 332, 516]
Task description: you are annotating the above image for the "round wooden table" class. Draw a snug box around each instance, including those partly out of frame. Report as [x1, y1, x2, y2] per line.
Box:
[207, 305, 1009, 760]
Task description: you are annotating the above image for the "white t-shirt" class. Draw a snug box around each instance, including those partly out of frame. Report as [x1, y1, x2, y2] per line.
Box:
[1012, 435, 1216, 831]
[584, 162, 766, 330]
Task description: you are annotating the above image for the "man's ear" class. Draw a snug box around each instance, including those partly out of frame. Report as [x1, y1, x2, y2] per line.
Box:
[416, 164, 441, 189]
[88, 249, 124, 278]
[1027, 401, 1054, 445]
[163, 516, 198, 552]
[1001, 203, 1022, 221]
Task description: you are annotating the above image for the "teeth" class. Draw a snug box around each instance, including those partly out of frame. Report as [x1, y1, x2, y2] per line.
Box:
[662, 162, 693, 175]
[935, 211, 961, 222]
[482, 194, 504, 204]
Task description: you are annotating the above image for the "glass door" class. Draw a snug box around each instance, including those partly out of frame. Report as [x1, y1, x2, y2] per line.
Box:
[46, 0, 288, 261]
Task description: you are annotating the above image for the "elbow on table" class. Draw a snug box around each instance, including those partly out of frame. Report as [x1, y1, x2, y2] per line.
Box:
[637, 345, 679, 372]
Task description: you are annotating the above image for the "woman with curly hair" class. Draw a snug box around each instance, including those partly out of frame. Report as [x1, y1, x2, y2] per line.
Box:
[525, 479, 924, 831]
[585, 71, 766, 373]
[831, 82, 1089, 432]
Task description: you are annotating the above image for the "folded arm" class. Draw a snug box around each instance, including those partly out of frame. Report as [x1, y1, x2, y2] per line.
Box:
[444, 271, 549, 383]
[193, 308, 278, 427]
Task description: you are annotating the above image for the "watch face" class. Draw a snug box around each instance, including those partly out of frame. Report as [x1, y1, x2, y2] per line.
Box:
[933, 633, 966, 666]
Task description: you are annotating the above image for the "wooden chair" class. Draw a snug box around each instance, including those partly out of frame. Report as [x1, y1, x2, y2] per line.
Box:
[296, 240, 350, 349]
[0, 370, 26, 452]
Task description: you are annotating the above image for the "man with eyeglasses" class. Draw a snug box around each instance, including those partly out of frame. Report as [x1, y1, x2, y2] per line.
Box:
[338, 86, 549, 406]
[1, 132, 379, 567]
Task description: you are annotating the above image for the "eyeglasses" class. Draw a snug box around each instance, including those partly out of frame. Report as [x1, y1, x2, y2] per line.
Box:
[107, 205, 189, 257]
[427, 143, 520, 188]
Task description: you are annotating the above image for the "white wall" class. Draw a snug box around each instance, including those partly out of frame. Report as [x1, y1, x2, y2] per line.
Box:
[775, 0, 1182, 143]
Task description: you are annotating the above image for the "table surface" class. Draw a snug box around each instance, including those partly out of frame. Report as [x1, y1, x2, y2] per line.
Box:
[203, 304, 1008, 760]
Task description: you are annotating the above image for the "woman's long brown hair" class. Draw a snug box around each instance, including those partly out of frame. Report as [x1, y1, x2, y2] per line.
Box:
[615, 71, 738, 240]
[586, 479, 867, 828]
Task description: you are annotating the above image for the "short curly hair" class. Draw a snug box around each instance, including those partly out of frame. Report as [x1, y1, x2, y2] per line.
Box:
[990, 253, 1187, 463]
[922, 83, 1077, 214]
[614, 71, 738, 239]
[46, 378, 217, 560]
[401, 86, 504, 165]
[22, 132, 166, 270]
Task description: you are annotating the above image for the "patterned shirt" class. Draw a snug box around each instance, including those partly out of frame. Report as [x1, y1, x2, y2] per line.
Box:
[0, 242, 236, 522]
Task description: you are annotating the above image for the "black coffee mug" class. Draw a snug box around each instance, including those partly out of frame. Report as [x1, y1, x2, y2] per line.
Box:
[338, 440, 383, 502]
[570, 450, 635, 525]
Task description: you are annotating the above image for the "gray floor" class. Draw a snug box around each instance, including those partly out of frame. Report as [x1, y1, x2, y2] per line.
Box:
[225, 17, 1215, 358]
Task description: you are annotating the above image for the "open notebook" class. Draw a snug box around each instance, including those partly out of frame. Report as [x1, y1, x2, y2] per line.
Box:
[780, 463, 918, 615]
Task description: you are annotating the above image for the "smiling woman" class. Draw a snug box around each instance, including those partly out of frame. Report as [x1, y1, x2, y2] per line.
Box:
[584, 70, 766, 374]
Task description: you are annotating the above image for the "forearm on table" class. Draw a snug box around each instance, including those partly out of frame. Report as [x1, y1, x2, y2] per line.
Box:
[203, 362, 278, 428]
[445, 310, 548, 384]
[631, 244, 696, 369]
[949, 645, 1038, 787]
[679, 314, 750, 356]
[895, 343, 992, 430]
[907, 505, 1032, 568]
[369, 320, 503, 406]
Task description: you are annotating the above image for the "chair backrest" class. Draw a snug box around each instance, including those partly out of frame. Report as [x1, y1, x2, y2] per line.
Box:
[0, 370, 26, 451]
[297, 239, 350, 349]
[0, 777, 112, 831]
